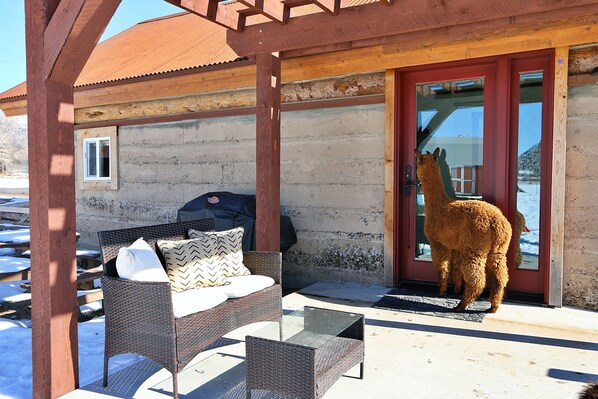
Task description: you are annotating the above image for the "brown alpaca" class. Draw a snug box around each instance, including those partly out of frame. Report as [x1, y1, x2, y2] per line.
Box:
[416, 148, 512, 313]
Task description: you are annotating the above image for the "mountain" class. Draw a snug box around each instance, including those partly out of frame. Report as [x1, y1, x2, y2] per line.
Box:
[0, 113, 28, 175]
[518, 142, 541, 178]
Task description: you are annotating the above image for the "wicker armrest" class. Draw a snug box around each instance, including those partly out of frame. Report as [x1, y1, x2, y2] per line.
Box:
[101, 275, 175, 331]
[243, 251, 282, 284]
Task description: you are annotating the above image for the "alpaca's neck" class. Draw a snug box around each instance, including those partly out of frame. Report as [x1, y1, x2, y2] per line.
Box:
[420, 167, 449, 211]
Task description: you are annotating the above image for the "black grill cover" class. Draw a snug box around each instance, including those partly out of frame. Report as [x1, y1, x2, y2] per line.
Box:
[176, 192, 297, 253]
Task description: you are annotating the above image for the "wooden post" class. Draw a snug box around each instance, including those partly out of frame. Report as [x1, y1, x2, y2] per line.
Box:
[25, 1, 120, 397]
[26, 3, 79, 397]
[549, 46, 568, 307]
[255, 52, 281, 252]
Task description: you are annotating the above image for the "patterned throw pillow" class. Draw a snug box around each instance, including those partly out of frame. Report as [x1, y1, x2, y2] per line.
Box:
[188, 227, 251, 277]
[157, 236, 226, 292]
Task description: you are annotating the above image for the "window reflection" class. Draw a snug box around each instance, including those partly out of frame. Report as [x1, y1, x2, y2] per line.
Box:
[516, 72, 543, 270]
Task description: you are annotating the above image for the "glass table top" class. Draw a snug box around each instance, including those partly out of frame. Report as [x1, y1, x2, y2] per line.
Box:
[246, 306, 363, 348]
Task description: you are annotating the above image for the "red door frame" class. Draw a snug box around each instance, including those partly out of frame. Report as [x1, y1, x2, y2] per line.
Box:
[507, 53, 555, 296]
[393, 50, 554, 299]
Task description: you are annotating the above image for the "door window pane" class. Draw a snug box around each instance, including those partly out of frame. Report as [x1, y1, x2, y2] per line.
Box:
[516, 72, 543, 270]
[414, 78, 485, 260]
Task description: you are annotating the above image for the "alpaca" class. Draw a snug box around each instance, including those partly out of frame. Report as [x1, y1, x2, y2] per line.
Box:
[416, 148, 512, 313]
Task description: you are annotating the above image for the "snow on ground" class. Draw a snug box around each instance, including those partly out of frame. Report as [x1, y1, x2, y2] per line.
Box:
[0, 230, 30, 245]
[0, 316, 144, 399]
[0, 224, 141, 398]
[0, 179, 28, 189]
[517, 183, 540, 257]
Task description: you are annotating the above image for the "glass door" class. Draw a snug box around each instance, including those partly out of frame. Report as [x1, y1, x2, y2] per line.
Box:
[399, 63, 496, 282]
[396, 52, 554, 298]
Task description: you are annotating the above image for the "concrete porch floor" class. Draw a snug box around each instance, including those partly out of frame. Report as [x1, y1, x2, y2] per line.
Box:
[61, 282, 598, 399]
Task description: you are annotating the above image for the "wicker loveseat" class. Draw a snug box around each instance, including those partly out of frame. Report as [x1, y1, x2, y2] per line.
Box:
[98, 219, 282, 399]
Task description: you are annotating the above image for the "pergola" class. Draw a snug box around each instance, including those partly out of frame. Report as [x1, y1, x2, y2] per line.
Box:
[25, 0, 598, 397]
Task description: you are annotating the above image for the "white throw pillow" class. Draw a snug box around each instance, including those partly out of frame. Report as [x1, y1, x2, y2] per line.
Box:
[158, 236, 227, 292]
[116, 237, 169, 282]
[188, 227, 251, 277]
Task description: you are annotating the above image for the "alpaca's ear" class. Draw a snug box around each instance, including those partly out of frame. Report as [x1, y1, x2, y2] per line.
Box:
[433, 147, 440, 160]
[414, 148, 422, 161]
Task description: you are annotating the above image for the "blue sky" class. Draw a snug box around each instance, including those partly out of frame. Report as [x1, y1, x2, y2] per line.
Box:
[0, 0, 181, 94]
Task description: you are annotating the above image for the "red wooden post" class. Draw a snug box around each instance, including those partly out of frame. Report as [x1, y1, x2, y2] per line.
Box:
[26, 2, 79, 397]
[25, 1, 120, 397]
[255, 52, 281, 252]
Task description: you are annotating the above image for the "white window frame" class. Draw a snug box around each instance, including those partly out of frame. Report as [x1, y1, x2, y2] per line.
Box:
[83, 137, 111, 181]
[76, 126, 118, 190]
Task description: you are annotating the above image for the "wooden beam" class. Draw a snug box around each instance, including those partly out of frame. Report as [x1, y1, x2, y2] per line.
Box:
[255, 52, 281, 252]
[309, 0, 340, 15]
[3, 21, 597, 116]
[237, 0, 289, 23]
[44, 0, 121, 83]
[73, 72, 384, 123]
[549, 46, 568, 308]
[74, 94, 384, 129]
[227, 0, 598, 56]
[165, 0, 246, 31]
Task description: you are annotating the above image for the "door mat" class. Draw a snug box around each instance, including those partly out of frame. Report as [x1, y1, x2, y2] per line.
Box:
[373, 288, 490, 323]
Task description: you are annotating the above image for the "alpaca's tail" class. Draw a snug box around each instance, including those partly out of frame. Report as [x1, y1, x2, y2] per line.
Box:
[491, 213, 513, 254]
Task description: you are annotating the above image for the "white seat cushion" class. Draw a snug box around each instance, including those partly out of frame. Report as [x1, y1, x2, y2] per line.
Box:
[116, 237, 169, 282]
[209, 275, 275, 299]
[171, 288, 228, 319]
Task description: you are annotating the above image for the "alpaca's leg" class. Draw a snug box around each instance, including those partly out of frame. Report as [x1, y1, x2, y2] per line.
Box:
[430, 241, 451, 296]
[451, 250, 464, 294]
[454, 251, 486, 312]
[486, 252, 509, 313]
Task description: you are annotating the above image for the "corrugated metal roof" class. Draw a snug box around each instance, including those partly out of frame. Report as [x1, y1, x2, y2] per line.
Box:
[0, 0, 380, 101]
[0, 12, 244, 100]
[77, 12, 243, 87]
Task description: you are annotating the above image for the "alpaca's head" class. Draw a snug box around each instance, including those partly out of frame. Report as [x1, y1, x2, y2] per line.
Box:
[415, 147, 441, 183]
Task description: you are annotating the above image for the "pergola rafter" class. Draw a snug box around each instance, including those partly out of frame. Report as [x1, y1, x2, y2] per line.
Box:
[164, 0, 246, 31]
[237, 0, 290, 24]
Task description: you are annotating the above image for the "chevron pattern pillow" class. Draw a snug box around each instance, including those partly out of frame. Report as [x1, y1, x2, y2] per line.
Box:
[188, 227, 251, 277]
[157, 236, 226, 292]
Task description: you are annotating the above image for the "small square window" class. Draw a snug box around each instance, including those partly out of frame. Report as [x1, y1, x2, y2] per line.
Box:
[77, 127, 118, 190]
[84, 137, 111, 180]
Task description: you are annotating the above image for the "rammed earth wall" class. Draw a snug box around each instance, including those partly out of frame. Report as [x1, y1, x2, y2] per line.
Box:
[563, 82, 598, 311]
[76, 103, 386, 288]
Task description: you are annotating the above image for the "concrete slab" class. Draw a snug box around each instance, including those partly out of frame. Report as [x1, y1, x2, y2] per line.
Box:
[62, 283, 598, 399]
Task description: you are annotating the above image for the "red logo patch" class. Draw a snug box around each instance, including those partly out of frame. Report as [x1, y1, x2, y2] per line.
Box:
[207, 196, 220, 204]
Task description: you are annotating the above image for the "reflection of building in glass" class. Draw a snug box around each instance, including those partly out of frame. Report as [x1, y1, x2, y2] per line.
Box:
[421, 137, 483, 197]
[450, 165, 483, 196]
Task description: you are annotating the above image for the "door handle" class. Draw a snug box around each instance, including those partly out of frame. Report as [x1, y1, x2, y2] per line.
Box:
[404, 165, 418, 196]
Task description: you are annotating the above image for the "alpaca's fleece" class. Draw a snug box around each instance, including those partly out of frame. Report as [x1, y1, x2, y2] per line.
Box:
[416, 148, 512, 313]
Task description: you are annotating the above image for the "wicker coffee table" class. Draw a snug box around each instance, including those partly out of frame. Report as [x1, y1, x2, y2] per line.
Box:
[245, 306, 364, 399]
